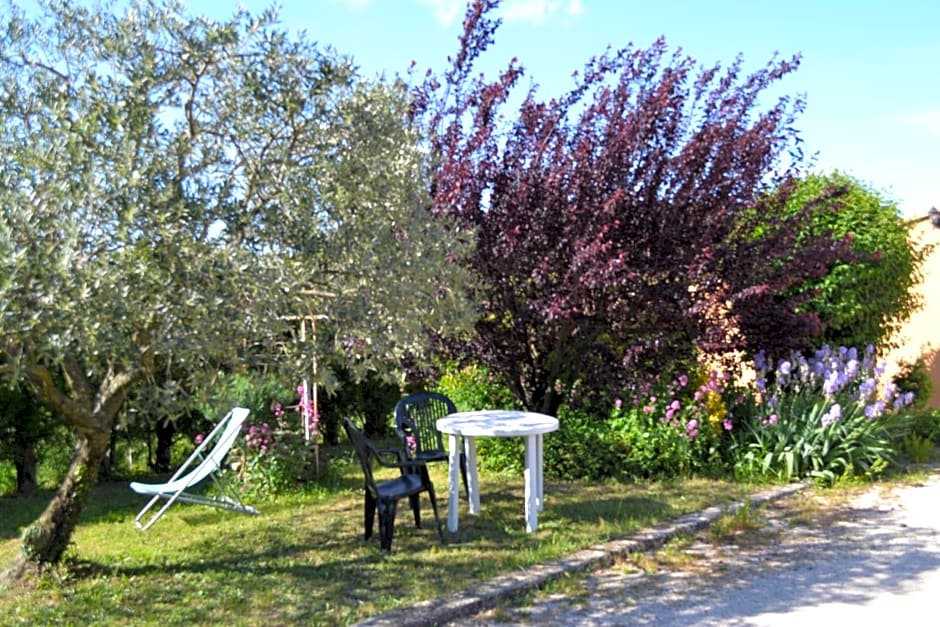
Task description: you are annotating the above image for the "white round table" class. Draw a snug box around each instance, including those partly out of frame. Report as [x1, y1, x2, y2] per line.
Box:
[436, 410, 559, 533]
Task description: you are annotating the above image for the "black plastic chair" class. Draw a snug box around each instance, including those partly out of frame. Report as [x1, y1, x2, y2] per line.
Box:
[342, 417, 444, 552]
[394, 391, 467, 495]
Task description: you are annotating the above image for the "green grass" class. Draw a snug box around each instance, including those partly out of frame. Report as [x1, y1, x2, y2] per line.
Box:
[0, 447, 762, 626]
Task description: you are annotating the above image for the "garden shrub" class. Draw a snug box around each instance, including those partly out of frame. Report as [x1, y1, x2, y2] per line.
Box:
[542, 407, 627, 481]
[891, 358, 932, 412]
[727, 345, 915, 484]
[607, 368, 737, 479]
[436, 364, 525, 474]
[204, 372, 319, 497]
[34, 424, 76, 489]
[436, 363, 517, 413]
[779, 172, 928, 351]
[0, 461, 14, 495]
[319, 369, 400, 441]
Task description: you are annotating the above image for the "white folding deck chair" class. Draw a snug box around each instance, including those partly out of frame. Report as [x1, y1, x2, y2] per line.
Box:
[129, 407, 259, 530]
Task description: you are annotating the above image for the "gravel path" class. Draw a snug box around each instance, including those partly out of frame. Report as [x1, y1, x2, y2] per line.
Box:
[464, 471, 940, 626]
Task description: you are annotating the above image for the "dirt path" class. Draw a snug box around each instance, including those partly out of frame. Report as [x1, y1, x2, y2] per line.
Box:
[465, 471, 940, 626]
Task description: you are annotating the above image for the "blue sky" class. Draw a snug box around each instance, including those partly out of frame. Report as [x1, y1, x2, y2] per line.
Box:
[187, 1, 939, 217]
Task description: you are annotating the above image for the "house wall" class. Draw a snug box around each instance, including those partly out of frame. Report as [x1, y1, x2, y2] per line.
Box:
[884, 218, 940, 409]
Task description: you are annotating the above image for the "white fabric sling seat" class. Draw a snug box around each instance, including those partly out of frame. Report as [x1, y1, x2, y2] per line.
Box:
[130, 407, 259, 530]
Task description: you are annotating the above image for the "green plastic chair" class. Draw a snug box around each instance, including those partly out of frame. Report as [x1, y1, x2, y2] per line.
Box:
[342, 417, 444, 551]
[394, 391, 467, 495]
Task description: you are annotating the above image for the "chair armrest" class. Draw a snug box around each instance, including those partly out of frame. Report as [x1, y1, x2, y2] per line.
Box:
[373, 447, 429, 473]
[374, 446, 407, 467]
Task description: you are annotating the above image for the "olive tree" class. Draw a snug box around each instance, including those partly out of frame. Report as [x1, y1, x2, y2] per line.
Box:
[0, 0, 472, 583]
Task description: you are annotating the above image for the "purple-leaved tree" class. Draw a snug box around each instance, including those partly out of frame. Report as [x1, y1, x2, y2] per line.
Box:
[412, 0, 850, 414]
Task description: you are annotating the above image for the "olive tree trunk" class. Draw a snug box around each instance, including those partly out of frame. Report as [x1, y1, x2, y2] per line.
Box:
[0, 425, 112, 585]
[0, 360, 135, 588]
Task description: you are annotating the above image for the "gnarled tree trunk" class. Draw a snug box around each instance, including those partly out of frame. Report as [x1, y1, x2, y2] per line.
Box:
[1, 424, 112, 585]
[0, 357, 137, 589]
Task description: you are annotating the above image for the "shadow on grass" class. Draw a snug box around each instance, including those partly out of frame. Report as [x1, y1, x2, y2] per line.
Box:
[0, 481, 204, 540]
[0, 471, 362, 543]
[35, 502, 480, 623]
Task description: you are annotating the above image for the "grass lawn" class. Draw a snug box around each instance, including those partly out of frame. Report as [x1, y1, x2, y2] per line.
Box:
[1, 445, 771, 626]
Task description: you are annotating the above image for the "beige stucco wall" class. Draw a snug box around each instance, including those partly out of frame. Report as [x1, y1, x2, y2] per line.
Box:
[884, 219, 940, 409]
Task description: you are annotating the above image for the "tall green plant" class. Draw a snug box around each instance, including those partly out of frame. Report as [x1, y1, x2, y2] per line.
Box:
[608, 368, 737, 478]
[780, 172, 928, 350]
[729, 345, 915, 484]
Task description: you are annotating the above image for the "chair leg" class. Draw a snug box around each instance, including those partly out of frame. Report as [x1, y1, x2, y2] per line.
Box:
[460, 449, 469, 497]
[364, 491, 377, 541]
[425, 481, 445, 544]
[409, 493, 422, 528]
[378, 498, 398, 552]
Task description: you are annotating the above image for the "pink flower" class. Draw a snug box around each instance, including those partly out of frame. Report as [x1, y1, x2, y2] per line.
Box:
[722, 418, 733, 431]
[614, 398, 623, 410]
[194, 433, 205, 445]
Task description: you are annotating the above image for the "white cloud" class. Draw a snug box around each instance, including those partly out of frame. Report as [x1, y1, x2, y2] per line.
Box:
[416, 0, 463, 26]
[499, 0, 585, 24]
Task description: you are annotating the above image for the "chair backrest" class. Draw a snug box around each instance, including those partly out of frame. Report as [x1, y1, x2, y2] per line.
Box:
[342, 417, 380, 496]
[394, 391, 457, 456]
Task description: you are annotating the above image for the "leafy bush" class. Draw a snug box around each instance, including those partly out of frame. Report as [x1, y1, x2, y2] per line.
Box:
[203, 373, 319, 497]
[607, 368, 738, 479]
[543, 407, 627, 481]
[0, 461, 14, 495]
[892, 358, 933, 412]
[436, 364, 525, 474]
[779, 172, 928, 351]
[436, 363, 517, 413]
[903, 407, 940, 443]
[728, 345, 915, 484]
[34, 424, 76, 488]
[201, 372, 296, 427]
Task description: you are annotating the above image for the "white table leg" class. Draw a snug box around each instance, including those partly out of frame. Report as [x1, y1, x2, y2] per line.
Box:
[447, 433, 460, 532]
[536, 433, 544, 511]
[465, 436, 480, 515]
[524, 433, 538, 532]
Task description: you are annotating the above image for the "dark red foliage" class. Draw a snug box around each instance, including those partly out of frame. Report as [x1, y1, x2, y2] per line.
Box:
[413, 1, 849, 414]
